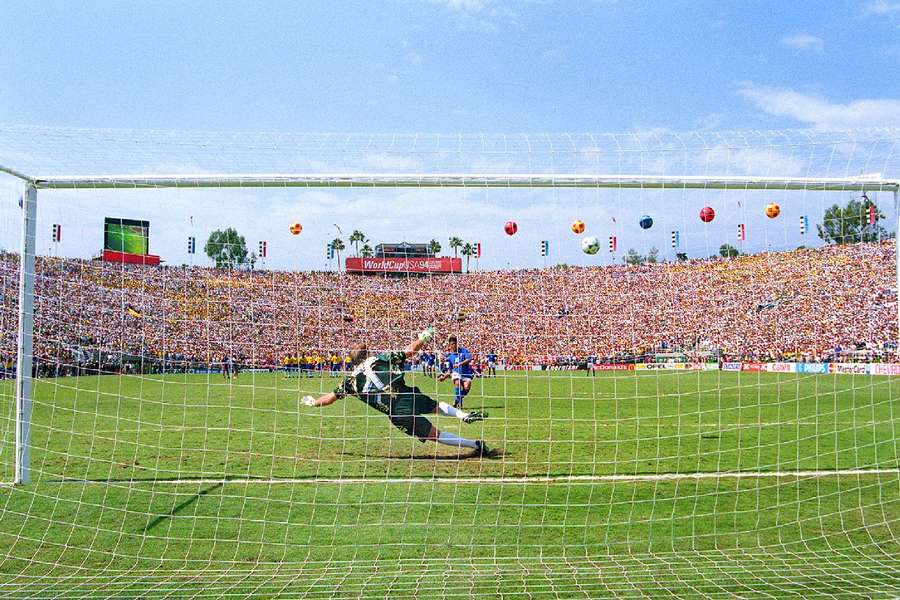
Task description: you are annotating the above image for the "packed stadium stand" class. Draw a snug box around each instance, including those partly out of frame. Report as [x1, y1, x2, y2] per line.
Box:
[0, 241, 895, 375]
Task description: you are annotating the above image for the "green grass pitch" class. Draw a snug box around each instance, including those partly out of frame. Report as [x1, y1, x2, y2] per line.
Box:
[1, 370, 899, 598]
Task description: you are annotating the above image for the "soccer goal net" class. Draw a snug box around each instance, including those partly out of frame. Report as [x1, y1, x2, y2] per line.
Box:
[1, 127, 899, 598]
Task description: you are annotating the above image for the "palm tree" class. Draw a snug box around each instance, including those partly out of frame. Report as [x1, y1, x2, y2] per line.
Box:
[449, 236, 463, 258]
[461, 242, 476, 272]
[360, 243, 374, 257]
[330, 238, 346, 270]
[349, 230, 368, 256]
[429, 239, 442, 256]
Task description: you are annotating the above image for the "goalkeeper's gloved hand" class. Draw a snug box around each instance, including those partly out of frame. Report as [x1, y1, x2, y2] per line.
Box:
[418, 326, 435, 343]
[301, 395, 317, 407]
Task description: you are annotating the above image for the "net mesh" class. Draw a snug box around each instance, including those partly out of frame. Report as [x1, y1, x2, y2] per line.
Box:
[0, 127, 899, 598]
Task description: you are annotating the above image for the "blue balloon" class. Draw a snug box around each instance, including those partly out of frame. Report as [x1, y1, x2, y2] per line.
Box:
[639, 215, 653, 229]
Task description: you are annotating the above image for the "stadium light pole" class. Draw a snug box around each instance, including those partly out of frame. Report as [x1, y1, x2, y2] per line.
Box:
[15, 185, 36, 485]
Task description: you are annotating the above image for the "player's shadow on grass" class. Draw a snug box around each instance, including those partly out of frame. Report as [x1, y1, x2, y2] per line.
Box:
[340, 450, 504, 460]
[141, 479, 227, 533]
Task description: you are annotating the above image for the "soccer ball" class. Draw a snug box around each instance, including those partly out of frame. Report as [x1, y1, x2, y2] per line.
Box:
[581, 236, 600, 255]
[289, 222, 303, 235]
[504, 221, 518, 235]
[765, 203, 781, 218]
[571, 220, 585, 234]
[699, 207, 715, 223]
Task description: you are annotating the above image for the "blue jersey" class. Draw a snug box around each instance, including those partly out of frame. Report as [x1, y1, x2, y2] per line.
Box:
[486, 353, 497, 364]
[447, 348, 474, 375]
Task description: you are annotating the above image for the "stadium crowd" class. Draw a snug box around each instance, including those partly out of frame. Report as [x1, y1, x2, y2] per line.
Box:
[0, 241, 896, 376]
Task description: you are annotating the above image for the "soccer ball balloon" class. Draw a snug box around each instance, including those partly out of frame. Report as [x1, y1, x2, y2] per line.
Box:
[699, 207, 715, 223]
[639, 215, 653, 229]
[765, 203, 781, 218]
[581, 236, 600, 255]
[571, 220, 585, 234]
[289, 222, 303, 235]
[504, 221, 518, 235]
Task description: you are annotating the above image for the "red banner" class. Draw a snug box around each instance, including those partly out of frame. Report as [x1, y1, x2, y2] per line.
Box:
[346, 257, 462, 274]
[741, 362, 764, 372]
[102, 249, 160, 266]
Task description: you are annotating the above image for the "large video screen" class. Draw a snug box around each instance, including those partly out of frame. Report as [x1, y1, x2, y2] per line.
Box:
[104, 218, 149, 255]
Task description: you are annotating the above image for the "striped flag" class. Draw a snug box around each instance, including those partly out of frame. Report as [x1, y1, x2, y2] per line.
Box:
[476, 242, 481, 258]
[187, 236, 196, 254]
[608, 236, 617, 253]
[868, 204, 876, 225]
[52, 224, 61, 243]
[671, 231, 680, 248]
[737, 224, 746, 241]
[800, 216, 808, 235]
[258, 240, 267, 258]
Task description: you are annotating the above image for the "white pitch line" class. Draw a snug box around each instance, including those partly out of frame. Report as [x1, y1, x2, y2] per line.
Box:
[33, 468, 900, 487]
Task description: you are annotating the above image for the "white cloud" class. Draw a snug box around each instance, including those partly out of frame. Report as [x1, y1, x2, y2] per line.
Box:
[437, 0, 489, 10]
[738, 82, 900, 128]
[781, 33, 824, 51]
[425, 0, 519, 31]
[865, 0, 900, 15]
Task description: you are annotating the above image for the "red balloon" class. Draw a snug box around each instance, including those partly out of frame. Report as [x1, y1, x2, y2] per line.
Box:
[699, 207, 715, 223]
[504, 221, 518, 235]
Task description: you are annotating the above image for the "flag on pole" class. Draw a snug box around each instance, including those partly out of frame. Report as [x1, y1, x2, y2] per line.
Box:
[868, 204, 876, 225]
[187, 236, 196, 254]
[800, 216, 808, 235]
[476, 242, 481, 258]
[540, 240, 549, 257]
[737, 223, 746, 241]
[608, 236, 617, 253]
[52, 224, 61, 243]
[258, 240, 267, 258]
[671, 231, 680, 248]
[327, 243, 334, 260]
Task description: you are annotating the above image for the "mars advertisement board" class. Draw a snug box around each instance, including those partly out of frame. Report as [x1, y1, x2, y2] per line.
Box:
[346, 257, 462, 274]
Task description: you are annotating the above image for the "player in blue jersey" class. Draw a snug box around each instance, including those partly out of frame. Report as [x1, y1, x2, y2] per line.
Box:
[485, 350, 498, 378]
[439, 335, 475, 408]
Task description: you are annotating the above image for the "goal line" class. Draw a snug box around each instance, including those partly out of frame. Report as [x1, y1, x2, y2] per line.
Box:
[32, 467, 900, 487]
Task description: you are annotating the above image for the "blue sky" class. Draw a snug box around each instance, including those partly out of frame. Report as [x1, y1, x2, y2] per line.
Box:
[1, 0, 899, 268]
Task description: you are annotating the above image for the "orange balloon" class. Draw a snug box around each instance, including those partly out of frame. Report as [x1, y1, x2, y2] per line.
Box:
[571, 220, 585, 234]
[765, 203, 781, 219]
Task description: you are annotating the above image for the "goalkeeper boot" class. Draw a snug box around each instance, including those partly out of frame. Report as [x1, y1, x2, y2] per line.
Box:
[474, 440, 497, 458]
[463, 411, 488, 424]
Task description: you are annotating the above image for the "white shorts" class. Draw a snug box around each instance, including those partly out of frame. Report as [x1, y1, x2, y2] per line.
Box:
[451, 372, 474, 382]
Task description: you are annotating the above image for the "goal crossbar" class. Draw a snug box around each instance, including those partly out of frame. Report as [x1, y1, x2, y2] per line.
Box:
[5, 171, 898, 192]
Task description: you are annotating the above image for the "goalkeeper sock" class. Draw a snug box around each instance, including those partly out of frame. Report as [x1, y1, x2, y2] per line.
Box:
[437, 401, 469, 420]
[436, 430, 478, 449]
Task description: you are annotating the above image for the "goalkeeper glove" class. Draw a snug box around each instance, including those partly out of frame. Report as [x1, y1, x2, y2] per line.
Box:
[301, 395, 317, 407]
[418, 326, 435, 343]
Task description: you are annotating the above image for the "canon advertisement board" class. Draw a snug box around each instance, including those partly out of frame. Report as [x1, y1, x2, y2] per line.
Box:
[346, 257, 462, 274]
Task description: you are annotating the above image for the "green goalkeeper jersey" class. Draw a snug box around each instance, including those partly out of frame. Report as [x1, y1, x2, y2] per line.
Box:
[333, 351, 411, 414]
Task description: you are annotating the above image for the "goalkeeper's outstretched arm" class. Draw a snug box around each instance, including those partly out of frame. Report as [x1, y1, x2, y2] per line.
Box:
[303, 391, 337, 407]
[303, 327, 435, 408]
[404, 325, 435, 359]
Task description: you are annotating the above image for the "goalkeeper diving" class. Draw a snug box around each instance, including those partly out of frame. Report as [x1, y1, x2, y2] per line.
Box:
[302, 327, 498, 457]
